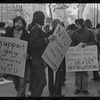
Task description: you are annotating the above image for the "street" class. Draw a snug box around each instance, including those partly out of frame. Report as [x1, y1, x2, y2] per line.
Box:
[0, 68, 100, 97]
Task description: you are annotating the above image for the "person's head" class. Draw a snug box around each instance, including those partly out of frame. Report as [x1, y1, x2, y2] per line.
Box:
[13, 16, 26, 31]
[32, 11, 45, 26]
[85, 19, 92, 29]
[96, 23, 100, 29]
[51, 19, 61, 29]
[75, 18, 85, 30]
[43, 24, 50, 33]
[67, 23, 77, 31]
[0, 22, 6, 36]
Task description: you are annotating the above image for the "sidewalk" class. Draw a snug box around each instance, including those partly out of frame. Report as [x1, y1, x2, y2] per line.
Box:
[0, 68, 100, 97]
[42, 68, 100, 97]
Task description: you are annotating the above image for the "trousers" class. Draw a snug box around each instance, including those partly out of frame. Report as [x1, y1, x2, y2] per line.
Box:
[75, 71, 88, 91]
[30, 58, 47, 97]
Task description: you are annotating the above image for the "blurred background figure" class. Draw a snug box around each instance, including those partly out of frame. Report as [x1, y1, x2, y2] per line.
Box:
[85, 19, 100, 81]
[96, 23, 100, 69]
[66, 23, 77, 36]
[5, 20, 13, 33]
[0, 22, 6, 36]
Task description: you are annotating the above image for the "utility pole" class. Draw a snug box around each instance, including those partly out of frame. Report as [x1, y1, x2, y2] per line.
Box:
[94, 4, 95, 27]
[97, 3, 98, 24]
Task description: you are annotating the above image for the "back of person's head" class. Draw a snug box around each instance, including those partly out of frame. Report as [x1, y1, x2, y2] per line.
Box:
[67, 23, 77, 30]
[51, 19, 61, 29]
[13, 16, 26, 28]
[96, 23, 100, 29]
[75, 18, 85, 28]
[32, 11, 45, 26]
[85, 19, 92, 28]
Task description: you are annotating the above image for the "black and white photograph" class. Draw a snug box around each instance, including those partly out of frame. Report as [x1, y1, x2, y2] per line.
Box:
[0, 3, 100, 97]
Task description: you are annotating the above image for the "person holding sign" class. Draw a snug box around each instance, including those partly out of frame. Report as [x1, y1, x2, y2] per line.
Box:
[71, 19, 97, 94]
[5, 16, 29, 97]
[47, 19, 65, 97]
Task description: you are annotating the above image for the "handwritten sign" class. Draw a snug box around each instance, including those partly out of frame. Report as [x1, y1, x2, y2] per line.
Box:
[42, 24, 72, 71]
[0, 37, 28, 77]
[65, 45, 98, 72]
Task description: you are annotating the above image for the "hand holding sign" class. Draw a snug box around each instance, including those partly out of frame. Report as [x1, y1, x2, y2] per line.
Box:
[81, 43, 87, 48]
[48, 35, 57, 41]
[23, 54, 29, 60]
[42, 24, 72, 71]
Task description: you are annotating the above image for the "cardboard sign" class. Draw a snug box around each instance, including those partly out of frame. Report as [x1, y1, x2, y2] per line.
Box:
[42, 24, 72, 71]
[66, 45, 98, 72]
[0, 37, 28, 77]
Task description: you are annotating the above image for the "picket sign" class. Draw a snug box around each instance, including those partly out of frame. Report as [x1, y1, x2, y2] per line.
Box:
[0, 37, 28, 77]
[65, 45, 98, 72]
[42, 24, 72, 84]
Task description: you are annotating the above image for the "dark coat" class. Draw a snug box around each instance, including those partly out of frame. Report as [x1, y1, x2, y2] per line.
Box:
[5, 27, 30, 54]
[29, 25, 47, 59]
[71, 27, 97, 46]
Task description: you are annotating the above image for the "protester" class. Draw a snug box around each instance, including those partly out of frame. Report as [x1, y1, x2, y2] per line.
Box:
[28, 11, 55, 97]
[66, 23, 77, 36]
[5, 20, 13, 33]
[47, 19, 65, 97]
[0, 22, 7, 80]
[96, 23, 100, 65]
[85, 19, 100, 81]
[0, 22, 6, 36]
[5, 16, 29, 97]
[71, 18, 97, 94]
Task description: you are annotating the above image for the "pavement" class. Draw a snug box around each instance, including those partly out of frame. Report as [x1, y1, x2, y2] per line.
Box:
[0, 68, 100, 97]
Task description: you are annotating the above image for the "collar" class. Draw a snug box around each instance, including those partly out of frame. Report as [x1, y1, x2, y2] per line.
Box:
[36, 23, 42, 29]
[14, 29, 22, 34]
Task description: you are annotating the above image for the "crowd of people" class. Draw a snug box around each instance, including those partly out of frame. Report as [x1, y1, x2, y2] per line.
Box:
[0, 10, 100, 97]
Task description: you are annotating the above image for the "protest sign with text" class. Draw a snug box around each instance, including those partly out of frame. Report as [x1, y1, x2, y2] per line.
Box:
[0, 37, 28, 77]
[66, 45, 98, 72]
[42, 24, 72, 71]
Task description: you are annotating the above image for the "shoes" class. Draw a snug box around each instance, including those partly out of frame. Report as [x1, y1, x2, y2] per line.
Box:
[27, 91, 31, 97]
[74, 90, 81, 94]
[82, 90, 89, 94]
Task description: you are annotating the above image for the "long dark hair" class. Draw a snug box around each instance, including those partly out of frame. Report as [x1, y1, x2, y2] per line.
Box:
[28, 11, 45, 31]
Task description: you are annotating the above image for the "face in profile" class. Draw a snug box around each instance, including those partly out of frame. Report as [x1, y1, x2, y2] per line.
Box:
[15, 19, 24, 31]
